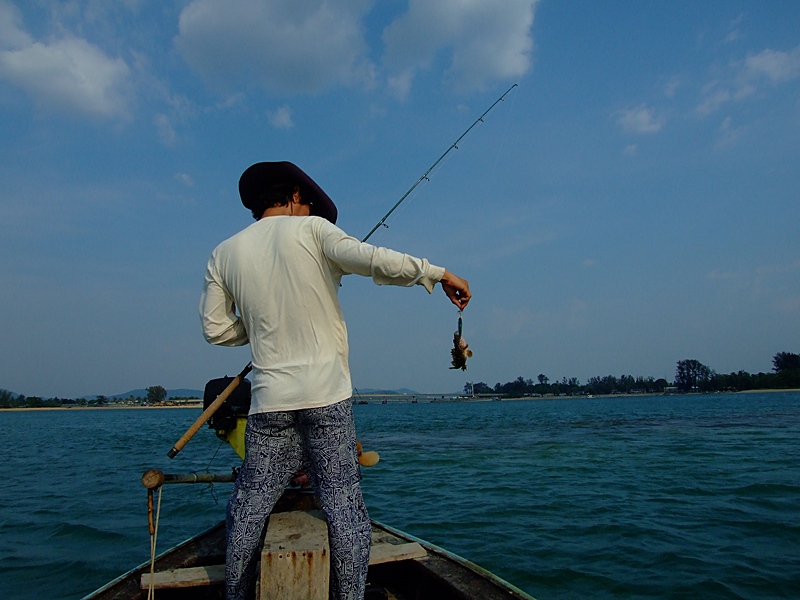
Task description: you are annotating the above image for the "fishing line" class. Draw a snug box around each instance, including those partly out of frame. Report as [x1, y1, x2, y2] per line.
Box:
[201, 440, 226, 504]
[204, 440, 225, 472]
[362, 83, 518, 243]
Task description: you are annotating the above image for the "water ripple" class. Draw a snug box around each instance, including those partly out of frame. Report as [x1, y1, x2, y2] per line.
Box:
[1, 393, 799, 599]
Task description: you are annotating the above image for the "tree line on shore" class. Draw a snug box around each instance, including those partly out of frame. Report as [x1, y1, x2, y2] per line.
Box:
[467, 351, 800, 397]
[4, 353, 799, 409]
[0, 385, 182, 409]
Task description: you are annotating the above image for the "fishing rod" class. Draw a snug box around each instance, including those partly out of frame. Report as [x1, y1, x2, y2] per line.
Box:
[168, 84, 518, 458]
[362, 82, 518, 243]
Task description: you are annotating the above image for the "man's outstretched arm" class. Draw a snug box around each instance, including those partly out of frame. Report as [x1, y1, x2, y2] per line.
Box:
[440, 270, 471, 311]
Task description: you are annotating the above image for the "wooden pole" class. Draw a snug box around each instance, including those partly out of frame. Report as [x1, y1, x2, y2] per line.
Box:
[142, 469, 238, 490]
[167, 362, 252, 458]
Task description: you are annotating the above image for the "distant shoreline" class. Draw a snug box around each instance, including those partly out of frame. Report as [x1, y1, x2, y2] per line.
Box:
[500, 388, 800, 401]
[0, 402, 203, 412]
[3, 388, 799, 412]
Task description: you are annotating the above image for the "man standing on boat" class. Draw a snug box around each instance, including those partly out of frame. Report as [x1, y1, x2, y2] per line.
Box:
[200, 161, 471, 600]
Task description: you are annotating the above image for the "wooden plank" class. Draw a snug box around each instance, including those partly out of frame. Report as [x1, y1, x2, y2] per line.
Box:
[260, 511, 330, 600]
[139, 517, 427, 592]
[140, 564, 224, 589]
[369, 541, 427, 565]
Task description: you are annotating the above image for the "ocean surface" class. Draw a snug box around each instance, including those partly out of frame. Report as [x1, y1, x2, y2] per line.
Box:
[1, 392, 799, 599]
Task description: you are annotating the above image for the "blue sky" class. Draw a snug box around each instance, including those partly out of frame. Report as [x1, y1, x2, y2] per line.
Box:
[1, 1, 799, 398]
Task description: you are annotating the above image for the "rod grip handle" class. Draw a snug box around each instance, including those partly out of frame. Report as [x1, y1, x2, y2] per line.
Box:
[167, 362, 252, 459]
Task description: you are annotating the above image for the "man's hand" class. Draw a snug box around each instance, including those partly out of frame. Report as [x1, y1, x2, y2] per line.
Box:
[440, 269, 471, 310]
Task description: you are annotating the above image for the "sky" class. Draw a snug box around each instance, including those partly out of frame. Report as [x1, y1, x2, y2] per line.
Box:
[1, 0, 799, 399]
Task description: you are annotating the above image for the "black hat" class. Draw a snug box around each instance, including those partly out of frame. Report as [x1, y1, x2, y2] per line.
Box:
[238, 161, 338, 224]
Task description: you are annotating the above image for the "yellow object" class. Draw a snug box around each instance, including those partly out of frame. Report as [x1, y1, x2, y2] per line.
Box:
[220, 417, 247, 460]
[357, 440, 380, 467]
[358, 451, 380, 467]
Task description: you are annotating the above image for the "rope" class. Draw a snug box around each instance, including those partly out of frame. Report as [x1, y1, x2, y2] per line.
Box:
[147, 486, 163, 600]
[205, 440, 224, 472]
[202, 440, 226, 504]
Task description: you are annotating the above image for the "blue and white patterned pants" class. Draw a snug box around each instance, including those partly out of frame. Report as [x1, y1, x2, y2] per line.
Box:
[225, 399, 371, 600]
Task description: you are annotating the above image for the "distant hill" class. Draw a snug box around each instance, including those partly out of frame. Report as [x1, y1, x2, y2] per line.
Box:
[1, 387, 204, 401]
[107, 388, 204, 400]
[113, 386, 423, 399]
[3, 385, 426, 402]
[353, 387, 420, 396]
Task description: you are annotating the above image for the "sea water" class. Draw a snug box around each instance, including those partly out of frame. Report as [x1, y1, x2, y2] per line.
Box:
[1, 392, 798, 599]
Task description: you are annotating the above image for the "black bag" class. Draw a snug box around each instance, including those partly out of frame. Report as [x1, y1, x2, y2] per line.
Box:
[203, 376, 251, 432]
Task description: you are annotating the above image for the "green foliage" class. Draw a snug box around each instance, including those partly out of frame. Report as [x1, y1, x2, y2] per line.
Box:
[0, 389, 14, 408]
[773, 352, 800, 373]
[675, 359, 713, 392]
[775, 368, 800, 389]
[0, 390, 63, 408]
[473, 382, 493, 394]
[5, 350, 799, 407]
[464, 382, 495, 395]
[486, 349, 798, 398]
[146, 385, 167, 403]
[711, 370, 776, 391]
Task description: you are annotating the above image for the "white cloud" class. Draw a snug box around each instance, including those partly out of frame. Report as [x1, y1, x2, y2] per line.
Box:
[382, 0, 537, 93]
[155, 113, 176, 146]
[743, 47, 800, 83]
[175, 173, 195, 187]
[175, 0, 375, 95]
[664, 75, 682, 98]
[617, 105, 664, 134]
[714, 115, 744, 148]
[0, 1, 31, 50]
[696, 45, 800, 116]
[706, 269, 740, 281]
[387, 69, 413, 101]
[724, 29, 742, 44]
[268, 104, 293, 129]
[695, 86, 731, 116]
[0, 3, 130, 119]
[706, 18, 748, 50]
[215, 93, 245, 110]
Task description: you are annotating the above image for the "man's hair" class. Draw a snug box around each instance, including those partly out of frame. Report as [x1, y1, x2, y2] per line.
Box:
[250, 183, 303, 220]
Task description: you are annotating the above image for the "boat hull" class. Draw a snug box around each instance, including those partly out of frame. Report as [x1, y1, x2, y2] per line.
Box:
[83, 492, 534, 600]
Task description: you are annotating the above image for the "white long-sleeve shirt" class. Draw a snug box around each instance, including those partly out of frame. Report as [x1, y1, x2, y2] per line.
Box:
[200, 215, 445, 413]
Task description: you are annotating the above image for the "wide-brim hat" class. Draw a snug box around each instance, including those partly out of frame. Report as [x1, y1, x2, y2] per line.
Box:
[238, 161, 338, 224]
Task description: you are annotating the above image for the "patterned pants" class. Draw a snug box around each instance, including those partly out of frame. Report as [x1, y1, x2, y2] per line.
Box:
[225, 399, 372, 600]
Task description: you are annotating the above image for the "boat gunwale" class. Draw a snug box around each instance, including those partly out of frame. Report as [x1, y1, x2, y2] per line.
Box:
[79, 521, 226, 600]
[372, 519, 537, 600]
